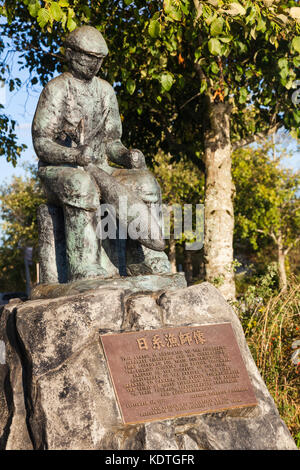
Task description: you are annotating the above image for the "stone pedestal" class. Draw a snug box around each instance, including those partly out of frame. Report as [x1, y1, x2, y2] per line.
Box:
[0, 280, 297, 450]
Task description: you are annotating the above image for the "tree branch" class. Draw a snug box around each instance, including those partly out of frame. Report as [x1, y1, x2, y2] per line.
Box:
[284, 237, 300, 256]
[269, 230, 278, 244]
[179, 92, 201, 110]
[232, 122, 282, 152]
[22, 44, 66, 62]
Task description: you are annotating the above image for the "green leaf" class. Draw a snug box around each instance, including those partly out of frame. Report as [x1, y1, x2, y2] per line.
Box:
[148, 19, 161, 38]
[210, 61, 219, 74]
[28, 0, 40, 18]
[293, 56, 300, 67]
[239, 87, 248, 104]
[61, 11, 67, 30]
[37, 8, 50, 27]
[160, 72, 174, 91]
[200, 80, 207, 94]
[237, 41, 247, 54]
[163, 0, 171, 13]
[225, 2, 246, 16]
[178, 76, 185, 89]
[163, 0, 182, 21]
[67, 16, 77, 31]
[256, 17, 266, 32]
[250, 27, 256, 40]
[278, 58, 288, 70]
[58, 0, 69, 6]
[67, 7, 75, 18]
[277, 14, 288, 24]
[180, 1, 189, 15]
[195, 47, 202, 61]
[124, 0, 132, 5]
[292, 110, 300, 125]
[269, 35, 278, 48]
[126, 78, 136, 95]
[291, 37, 300, 54]
[279, 69, 289, 79]
[81, 5, 91, 20]
[210, 17, 224, 36]
[285, 77, 296, 90]
[289, 7, 300, 19]
[170, 8, 182, 21]
[246, 6, 257, 25]
[50, 2, 62, 21]
[219, 36, 232, 43]
[208, 38, 222, 56]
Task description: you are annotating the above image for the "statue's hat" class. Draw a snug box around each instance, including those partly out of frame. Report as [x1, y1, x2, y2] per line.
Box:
[65, 26, 109, 57]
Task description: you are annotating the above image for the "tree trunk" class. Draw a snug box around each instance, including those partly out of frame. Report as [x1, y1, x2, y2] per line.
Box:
[184, 249, 193, 285]
[203, 99, 236, 300]
[277, 232, 287, 291]
[169, 233, 177, 273]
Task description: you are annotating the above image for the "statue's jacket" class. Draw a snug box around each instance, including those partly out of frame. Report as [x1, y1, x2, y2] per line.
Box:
[32, 72, 127, 211]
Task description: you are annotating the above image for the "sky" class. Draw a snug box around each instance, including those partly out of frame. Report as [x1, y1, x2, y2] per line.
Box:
[0, 70, 43, 180]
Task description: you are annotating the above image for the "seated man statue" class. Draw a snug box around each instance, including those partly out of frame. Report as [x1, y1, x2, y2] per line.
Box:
[32, 25, 170, 282]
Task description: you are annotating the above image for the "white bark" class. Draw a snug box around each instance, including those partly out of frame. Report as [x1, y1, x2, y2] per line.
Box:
[277, 231, 288, 291]
[203, 99, 236, 300]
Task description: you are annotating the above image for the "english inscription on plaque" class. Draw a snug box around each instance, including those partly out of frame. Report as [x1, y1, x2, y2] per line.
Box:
[100, 323, 257, 425]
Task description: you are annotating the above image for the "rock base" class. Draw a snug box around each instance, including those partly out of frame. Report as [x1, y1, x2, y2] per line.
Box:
[0, 281, 297, 450]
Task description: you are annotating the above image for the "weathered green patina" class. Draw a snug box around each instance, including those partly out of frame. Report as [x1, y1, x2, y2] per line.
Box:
[32, 26, 170, 283]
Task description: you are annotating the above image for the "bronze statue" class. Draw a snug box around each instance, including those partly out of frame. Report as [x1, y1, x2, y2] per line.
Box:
[32, 26, 170, 283]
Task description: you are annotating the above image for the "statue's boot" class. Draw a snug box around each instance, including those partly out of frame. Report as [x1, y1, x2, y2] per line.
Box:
[63, 205, 108, 281]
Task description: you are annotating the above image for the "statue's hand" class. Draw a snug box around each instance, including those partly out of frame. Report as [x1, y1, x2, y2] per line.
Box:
[127, 149, 147, 169]
[77, 145, 93, 166]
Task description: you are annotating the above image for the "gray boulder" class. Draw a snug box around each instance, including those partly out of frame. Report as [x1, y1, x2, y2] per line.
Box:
[0, 282, 296, 450]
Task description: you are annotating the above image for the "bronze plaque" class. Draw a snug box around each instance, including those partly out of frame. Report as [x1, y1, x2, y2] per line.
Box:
[100, 323, 257, 425]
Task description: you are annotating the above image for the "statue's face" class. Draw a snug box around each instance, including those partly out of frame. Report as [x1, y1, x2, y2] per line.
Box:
[67, 49, 104, 80]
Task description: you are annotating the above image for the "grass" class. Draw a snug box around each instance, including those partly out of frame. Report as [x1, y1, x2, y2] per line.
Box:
[235, 270, 300, 447]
